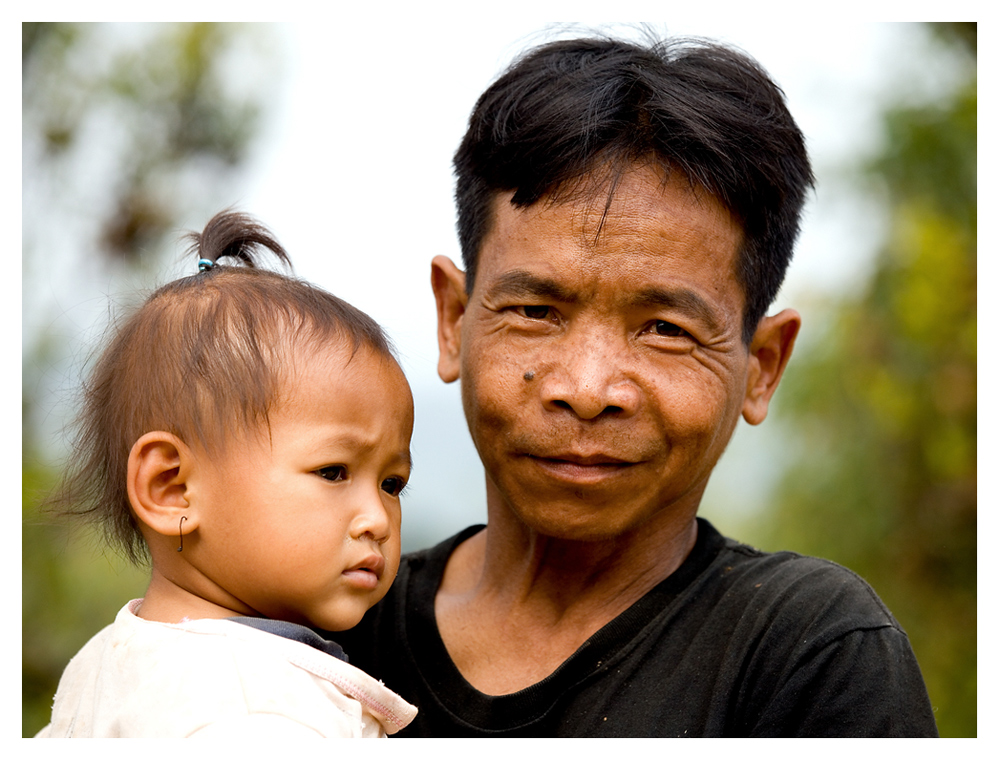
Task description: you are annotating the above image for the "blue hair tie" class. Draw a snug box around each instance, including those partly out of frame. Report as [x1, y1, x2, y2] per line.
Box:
[198, 258, 216, 272]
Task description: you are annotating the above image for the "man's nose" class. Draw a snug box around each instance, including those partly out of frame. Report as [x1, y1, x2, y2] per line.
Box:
[539, 330, 640, 420]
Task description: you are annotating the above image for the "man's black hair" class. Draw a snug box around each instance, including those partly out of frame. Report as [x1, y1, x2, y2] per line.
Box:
[453, 35, 814, 344]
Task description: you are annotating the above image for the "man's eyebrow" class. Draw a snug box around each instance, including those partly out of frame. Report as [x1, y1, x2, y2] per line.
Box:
[632, 286, 723, 332]
[486, 271, 726, 330]
[486, 270, 577, 303]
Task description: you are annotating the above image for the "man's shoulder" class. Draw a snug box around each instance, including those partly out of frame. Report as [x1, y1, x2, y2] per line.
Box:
[624, 526, 937, 736]
[694, 527, 904, 642]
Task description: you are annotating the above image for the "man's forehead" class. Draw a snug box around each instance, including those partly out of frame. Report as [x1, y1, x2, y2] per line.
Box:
[482, 170, 742, 273]
[492, 163, 738, 237]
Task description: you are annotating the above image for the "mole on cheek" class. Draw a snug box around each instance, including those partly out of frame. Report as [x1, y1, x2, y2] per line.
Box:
[523, 371, 535, 381]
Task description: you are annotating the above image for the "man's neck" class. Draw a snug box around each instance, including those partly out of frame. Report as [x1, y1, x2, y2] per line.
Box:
[434, 493, 699, 695]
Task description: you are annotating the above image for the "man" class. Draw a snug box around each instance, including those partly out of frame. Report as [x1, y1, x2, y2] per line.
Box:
[338, 35, 938, 737]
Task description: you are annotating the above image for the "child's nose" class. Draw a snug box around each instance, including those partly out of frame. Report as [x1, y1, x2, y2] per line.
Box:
[350, 491, 391, 544]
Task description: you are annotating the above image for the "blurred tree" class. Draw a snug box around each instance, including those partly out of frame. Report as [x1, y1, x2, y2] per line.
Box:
[22, 22, 281, 736]
[744, 23, 976, 737]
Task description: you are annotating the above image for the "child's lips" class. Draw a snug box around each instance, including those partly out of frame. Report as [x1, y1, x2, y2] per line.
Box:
[342, 554, 386, 589]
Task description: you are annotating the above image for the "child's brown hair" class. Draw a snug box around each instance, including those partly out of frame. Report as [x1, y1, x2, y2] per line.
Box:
[52, 210, 397, 564]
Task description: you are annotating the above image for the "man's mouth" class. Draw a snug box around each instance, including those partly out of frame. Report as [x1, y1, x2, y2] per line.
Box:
[525, 452, 638, 483]
[534, 452, 633, 466]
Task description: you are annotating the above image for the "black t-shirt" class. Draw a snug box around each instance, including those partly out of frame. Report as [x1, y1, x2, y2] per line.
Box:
[337, 518, 938, 737]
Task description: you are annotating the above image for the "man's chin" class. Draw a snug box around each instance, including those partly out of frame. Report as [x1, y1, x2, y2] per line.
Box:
[501, 495, 661, 544]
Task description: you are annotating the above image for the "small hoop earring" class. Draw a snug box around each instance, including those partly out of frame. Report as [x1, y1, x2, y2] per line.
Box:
[177, 515, 188, 552]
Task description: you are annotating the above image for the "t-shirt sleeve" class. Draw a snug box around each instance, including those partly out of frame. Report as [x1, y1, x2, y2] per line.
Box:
[740, 588, 939, 737]
[700, 550, 939, 737]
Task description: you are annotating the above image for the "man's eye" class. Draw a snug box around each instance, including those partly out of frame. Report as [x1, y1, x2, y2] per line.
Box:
[381, 477, 407, 497]
[316, 465, 347, 482]
[517, 305, 552, 320]
[652, 320, 689, 338]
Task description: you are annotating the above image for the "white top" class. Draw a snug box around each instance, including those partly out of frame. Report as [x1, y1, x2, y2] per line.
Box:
[36, 599, 417, 737]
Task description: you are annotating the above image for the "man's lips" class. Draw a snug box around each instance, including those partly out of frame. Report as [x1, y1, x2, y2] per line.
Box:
[531, 452, 634, 466]
[525, 452, 638, 483]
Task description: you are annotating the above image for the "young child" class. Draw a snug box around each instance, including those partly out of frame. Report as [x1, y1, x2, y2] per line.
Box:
[36, 211, 417, 737]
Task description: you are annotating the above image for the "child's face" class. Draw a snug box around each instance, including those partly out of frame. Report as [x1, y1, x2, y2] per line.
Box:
[189, 343, 413, 631]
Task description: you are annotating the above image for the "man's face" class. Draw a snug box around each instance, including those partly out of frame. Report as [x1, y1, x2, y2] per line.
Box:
[438, 164, 766, 542]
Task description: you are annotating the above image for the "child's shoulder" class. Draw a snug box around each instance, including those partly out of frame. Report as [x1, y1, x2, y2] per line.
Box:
[46, 599, 413, 736]
[116, 602, 414, 735]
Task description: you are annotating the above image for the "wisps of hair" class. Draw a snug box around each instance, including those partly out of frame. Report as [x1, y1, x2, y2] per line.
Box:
[48, 210, 396, 564]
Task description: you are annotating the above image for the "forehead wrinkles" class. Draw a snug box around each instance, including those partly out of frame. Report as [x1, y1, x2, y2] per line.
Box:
[488, 165, 742, 286]
[531, 166, 728, 240]
[519, 199, 676, 291]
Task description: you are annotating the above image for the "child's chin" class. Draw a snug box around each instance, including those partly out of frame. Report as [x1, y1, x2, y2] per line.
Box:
[312, 609, 365, 633]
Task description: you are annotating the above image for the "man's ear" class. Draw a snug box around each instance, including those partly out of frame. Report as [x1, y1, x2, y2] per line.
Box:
[127, 432, 199, 541]
[431, 255, 468, 384]
[742, 309, 801, 426]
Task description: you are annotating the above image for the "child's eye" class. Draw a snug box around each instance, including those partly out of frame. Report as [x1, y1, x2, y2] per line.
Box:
[380, 476, 407, 497]
[315, 465, 348, 482]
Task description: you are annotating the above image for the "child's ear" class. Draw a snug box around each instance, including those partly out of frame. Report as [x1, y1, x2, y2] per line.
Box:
[127, 432, 199, 541]
[742, 309, 801, 426]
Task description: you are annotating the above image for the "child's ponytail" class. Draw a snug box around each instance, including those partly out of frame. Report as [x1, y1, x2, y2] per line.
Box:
[186, 210, 291, 272]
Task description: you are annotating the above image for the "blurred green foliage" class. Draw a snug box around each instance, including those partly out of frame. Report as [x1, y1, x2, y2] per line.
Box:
[23, 464, 148, 736]
[22, 22, 277, 737]
[22, 22, 262, 266]
[743, 23, 976, 737]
